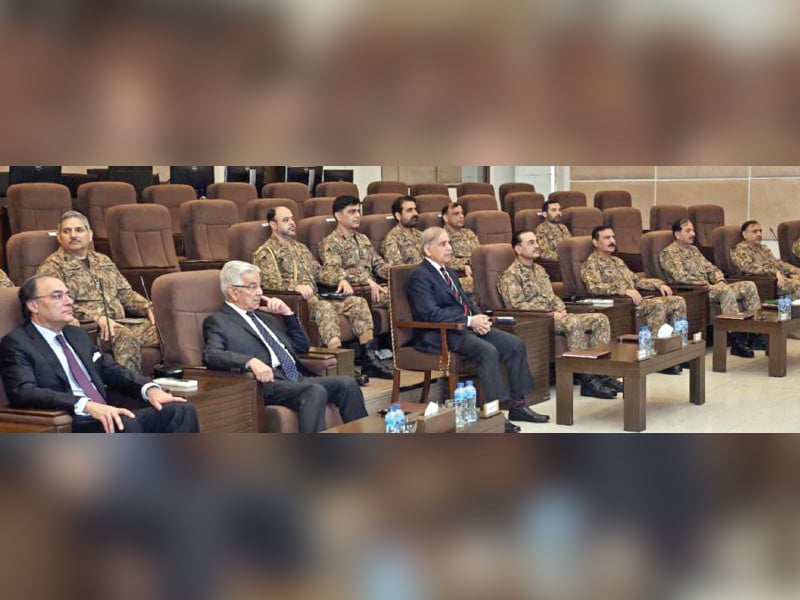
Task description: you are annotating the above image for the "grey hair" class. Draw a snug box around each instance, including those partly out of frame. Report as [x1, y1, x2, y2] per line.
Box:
[220, 260, 260, 296]
[58, 210, 91, 230]
[421, 226, 446, 250]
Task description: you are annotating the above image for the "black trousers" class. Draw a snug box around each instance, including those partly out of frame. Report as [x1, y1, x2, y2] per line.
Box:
[265, 375, 368, 433]
[455, 327, 535, 404]
[73, 403, 199, 433]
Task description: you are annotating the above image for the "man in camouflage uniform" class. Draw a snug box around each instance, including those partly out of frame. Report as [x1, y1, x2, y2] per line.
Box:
[534, 199, 571, 260]
[498, 231, 618, 398]
[0, 269, 12, 287]
[582, 225, 688, 373]
[253, 206, 392, 380]
[732, 220, 800, 299]
[660, 218, 760, 357]
[381, 196, 423, 266]
[319, 195, 390, 308]
[442, 201, 480, 294]
[792, 237, 800, 264]
[36, 211, 159, 374]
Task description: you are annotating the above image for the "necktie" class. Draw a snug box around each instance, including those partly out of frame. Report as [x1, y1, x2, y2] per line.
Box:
[246, 311, 300, 381]
[441, 267, 469, 316]
[55, 334, 106, 405]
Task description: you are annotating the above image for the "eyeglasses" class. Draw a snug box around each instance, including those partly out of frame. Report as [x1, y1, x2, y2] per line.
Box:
[34, 290, 73, 301]
[231, 283, 261, 292]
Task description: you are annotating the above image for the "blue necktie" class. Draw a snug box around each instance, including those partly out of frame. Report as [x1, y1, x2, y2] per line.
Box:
[441, 267, 469, 316]
[246, 311, 300, 381]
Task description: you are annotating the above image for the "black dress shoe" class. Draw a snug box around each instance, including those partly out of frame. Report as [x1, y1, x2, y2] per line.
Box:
[658, 365, 682, 375]
[730, 343, 754, 358]
[504, 420, 521, 433]
[361, 354, 394, 379]
[580, 378, 617, 399]
[599, 375, 623, 393]
[749, 333, 768, 351]
[508, 406, 550, 423]
[354, 373, 370, 387]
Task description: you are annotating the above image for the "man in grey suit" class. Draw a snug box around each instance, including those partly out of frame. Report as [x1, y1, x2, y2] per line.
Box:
[202, 261, 368, 432]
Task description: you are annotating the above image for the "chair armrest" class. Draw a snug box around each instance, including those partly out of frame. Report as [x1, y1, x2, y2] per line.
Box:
[0, 408, 73, 432]
[395, 320, 465, 331]
[490, 308, 553, 319]
[298, 353, 338, 377]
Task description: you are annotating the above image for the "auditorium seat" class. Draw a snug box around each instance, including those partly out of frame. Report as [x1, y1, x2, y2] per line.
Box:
[409, 183, 448, 196]
[152, 269, 343, 432]
[456, 182, 495, 198]
[503, 192, 544, 224]
[141, 183, 196, 255]
[465, 210, 512, 244]
[778, 220, 800, 268]
[594, 190, 632, 210]
[206, 182, 258, 221]
[76, 181, 137, 256]
[180, 199, 239, 270]
[603, 207, 643, 273]
[499, 182, 535, 204]
[245, 198, 302, 223]
[296, 216, 337, 262]
[262, 182, 311, 207]
[7, 183, 72, 234]
[417, 212, 441, 230]
[513, 207, 545, 234]
[6, 231, 59, 285]
[316, 181, 359, 198]
[415, 194, 451, 214]
[367, 180, 408, 195]
[689, 204, 725, 261]
[362, 193, 402, 215]
[649, 205, 688, 232]
[548, 191, 587, 210]
[361, 214, 397, 255]
[562, 206, 602, 237]
[303, 197, 335, 218]
[459, 194, 498, 213]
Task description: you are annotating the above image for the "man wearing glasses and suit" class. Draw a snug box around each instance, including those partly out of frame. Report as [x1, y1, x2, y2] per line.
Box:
[202, 261, 368, 433]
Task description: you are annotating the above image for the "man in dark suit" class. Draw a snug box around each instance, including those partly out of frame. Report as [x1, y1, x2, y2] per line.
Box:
[0, 276, 199, 433]
[408, 227, 549, 429]
[203, 261, 368, 433]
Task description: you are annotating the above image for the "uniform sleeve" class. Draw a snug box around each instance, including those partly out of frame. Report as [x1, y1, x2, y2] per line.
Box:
[253, 246, 286, 291]
[793, 239, 800, 261]
[633, 275, 664, 291]
[369, 243, 390, 281]
[36, 256, 63, 280]
[700, 250, 724, 283]
[381, 230, 404, 267]
[658, 248, 682, 284]
[0, 269, 13, 287]
[732, 244, 771, 276]
[581, 258, 622, 295]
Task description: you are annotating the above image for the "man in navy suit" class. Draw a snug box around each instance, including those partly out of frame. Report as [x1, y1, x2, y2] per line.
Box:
[0, 275, 198, 433]
[203, 261, 367, 433]
[408, 227, 549, 428]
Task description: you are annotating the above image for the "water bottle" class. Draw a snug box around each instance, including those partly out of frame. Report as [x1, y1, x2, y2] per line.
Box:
[384, 403, 401, 433]
[454, 383, 466, 428]
[676, 317, 689, 347]
[395, 404, 407, 433]
[779, 295, 791, 321]
[464, 380, 477, 424]
[638, 325, 653, 357]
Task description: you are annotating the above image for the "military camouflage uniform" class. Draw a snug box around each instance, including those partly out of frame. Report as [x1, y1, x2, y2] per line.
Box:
[535, 221, 571, 260]
[252, 236, 374, 345]
[37, 248, 158, 374]
[793, 238, 800, 263]
[659, 242, 760, 314]
[381, 224, 423, 266]
[732, 241, 800, 299]
[0, 269, 12, 287]
[319, 229, 390, 308]
[582, 250, 687, 332]
[446, 225, 479, 294]
[498, 259, 611, 349]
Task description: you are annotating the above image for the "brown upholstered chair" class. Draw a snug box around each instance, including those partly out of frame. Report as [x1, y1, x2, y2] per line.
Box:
[465, 211, 512, 244]
[106, 204, 180, 296]
[417, 212, 442, 230]
[296, 216, 337, 262]
[6, 183, 72, 234]
[367, 181, 408, 195]
[206, 182, 257, 221]
[6, 231, 59, 285]
[499, 182, 535, 204]
[562, 206, 602, 237]
[639, 230, 676, 281]
[245, 198, 302, 224]
[415, 194, 451, 214]
[180, 199, 239, 270]
[141, 183, 196, 255]
[316, 182, 359, 198]
[456, 182, 495, 198]
[504, 192, 544, 224]
[227, 221, 269, 262]
[459, 194, 497, 213]
[262, 182, 311, 207]
[778, 220, 800, 267]
[513, 207, 545, 234]
[549, 191, 587, 210]
[388, 264, 474, 404]
[0, 286, 73, 432]
[152, 270, 343, 432]
[712, 225, 776, 300]
[362, 193, 402, 215]
[409, 183, 448, 196]
[649, 205, 688, 231]
[76, 182, 137, 255]
[689, 204, 724, 261]
[594, 190, 632, 210]
[303, 197, 335, 218]
[603, 207, 643, 273]
[362, 214, 397, 255]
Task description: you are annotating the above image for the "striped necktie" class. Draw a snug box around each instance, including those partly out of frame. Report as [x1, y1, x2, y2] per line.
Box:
[246, 311, 300, 381]
[55, 334, 106, 404]
[440, 267, 469, 316]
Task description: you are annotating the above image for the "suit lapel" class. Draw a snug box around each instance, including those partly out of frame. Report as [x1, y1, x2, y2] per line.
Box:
[24, 322, 70, 388]
[63, 327, 106, 396]
[221, 303, 268, 347]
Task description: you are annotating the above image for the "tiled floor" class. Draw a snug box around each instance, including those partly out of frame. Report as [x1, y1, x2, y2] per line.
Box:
[364, 341, 800, 433]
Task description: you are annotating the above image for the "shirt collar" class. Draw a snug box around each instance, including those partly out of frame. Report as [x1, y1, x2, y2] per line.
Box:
[31, 321, 62, 345]
[226, 301, 253, 318]
[425, 257, 446, 272]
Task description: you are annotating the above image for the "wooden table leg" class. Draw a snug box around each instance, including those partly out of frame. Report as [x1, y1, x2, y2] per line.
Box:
[712, 325, 727, 373]
[623, 372, 646, 432]
[689, 351, 705, 405]
[556, 367, 574, 426]
[768, 332, 787, 377]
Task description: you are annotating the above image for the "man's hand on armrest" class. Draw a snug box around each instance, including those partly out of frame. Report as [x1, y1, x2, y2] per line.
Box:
[246, 358, 274, 383]
[469, 314, 492, 335]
